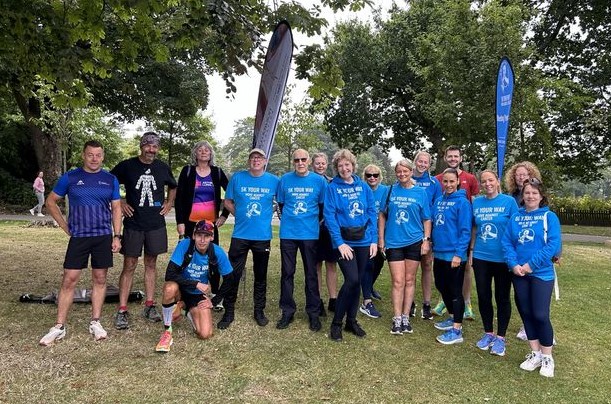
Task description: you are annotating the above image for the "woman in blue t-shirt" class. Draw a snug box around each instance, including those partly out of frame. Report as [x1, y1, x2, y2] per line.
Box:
[501, 178, 561, 378]
[323, 149, 378, 342]
[432, 168, 472, 345]
[470, 170, 518, 356]
[378, 160, 431, 335]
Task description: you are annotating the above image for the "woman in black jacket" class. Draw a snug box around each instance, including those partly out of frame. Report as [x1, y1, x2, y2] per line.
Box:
[175, 140, 230, 293]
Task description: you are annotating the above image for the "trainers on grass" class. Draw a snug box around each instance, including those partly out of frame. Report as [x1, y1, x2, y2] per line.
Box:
[89, 320, 107, 341]
[436, 328, 463, 345]
[390, 317, 402, 335]
[401, 316, 413, 334]
[490, 336, 506, 356]
[409, 302, 416, 317]
[421, 303, 433, 320]
[142, 305, 162, 322]
[464, 302, 475, 320]
[519, 351, 542, 371]
[539, 356, 555, 378]
[29, 209, 35, 216]
[155, 330, 173, 353]
[476, 333, 496, 350]
[432, 301, 446, 316]
[344, 320, 366, 338]
[115, 310, 129, 330]
[39, 325, 66, 346]
[359, 302, 381, 319]
[329, 323, 343, 342]
[434, 317, 454, 331]
[516, 326, 527, 341]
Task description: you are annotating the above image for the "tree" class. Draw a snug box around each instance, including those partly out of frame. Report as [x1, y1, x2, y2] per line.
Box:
[0, 0, 373, 183]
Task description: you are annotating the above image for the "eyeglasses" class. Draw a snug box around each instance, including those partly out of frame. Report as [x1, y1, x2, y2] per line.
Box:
[250, 155, 265, 161]
[293, 157, 308, 163]
[365, 173, 380, 178]
[194, 220, 215, 235]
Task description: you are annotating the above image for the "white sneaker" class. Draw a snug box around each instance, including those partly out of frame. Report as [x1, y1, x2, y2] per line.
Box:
[89, 320, 108, 341]
[516, 326, 527, 341]
[539, 356, 555, 378]
[519, 351, 542, 371]
[37, 213, 45, 217]
[186, 312, 196, 331]
[39, 325, 66, 346]
[29, 209, 35, 216]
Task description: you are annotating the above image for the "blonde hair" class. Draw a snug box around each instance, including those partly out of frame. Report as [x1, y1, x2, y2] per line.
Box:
[311, 152, 328, 163]
[332, 149, 357, 174]
[362, 164, 383, 181]
[191, 140, 216, 166]
[504, 161, 541, 195]
[479, 169, 501, 193]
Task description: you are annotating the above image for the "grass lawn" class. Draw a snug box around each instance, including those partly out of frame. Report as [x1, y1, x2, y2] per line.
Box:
[561, 225, 611, 238]
[1, 222, 610, 403]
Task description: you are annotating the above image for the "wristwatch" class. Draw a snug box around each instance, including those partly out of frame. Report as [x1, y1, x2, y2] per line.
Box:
[113, 234, 123, 240]
[422, 236, 431, 241]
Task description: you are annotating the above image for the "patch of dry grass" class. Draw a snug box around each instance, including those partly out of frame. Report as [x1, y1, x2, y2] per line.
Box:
[0, 222, 610, 403]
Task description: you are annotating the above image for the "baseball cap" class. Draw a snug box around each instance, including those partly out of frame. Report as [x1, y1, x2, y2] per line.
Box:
[193, 220, 215, 236]
[249, 148, 267, 159]
[140, 132, 160, 147]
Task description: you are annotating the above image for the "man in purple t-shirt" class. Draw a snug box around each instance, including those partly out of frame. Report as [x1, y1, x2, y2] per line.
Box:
[39, 140, 122, 346]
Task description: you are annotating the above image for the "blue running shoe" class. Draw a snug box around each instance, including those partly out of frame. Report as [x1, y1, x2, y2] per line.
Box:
[371, 290, 382, 301]
[490, 336, 506, 356]
[359, 302, 382, 319]
[436, 328, 463, 345]
[434, 317, 454, 331]
[476, 333, 496, 350]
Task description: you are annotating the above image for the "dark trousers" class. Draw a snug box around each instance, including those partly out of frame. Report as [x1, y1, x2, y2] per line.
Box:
[433, 258, 465, 324]
[226, 237, 271, 314]
[473, 258, 512, 336]
[333, 246, 370, 325]
[361, 250, 385, 300]
[512, 275, 554, 346]
[279, 239, 321, 317]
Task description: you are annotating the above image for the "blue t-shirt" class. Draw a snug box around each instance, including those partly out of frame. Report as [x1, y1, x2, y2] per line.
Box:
[382, 185, 431, 249]
[371, 184, 389, 214]
[277, 171, 327, 240]
[169, 240, 233, 295]
[225, 170, 279, 241]
[53, 168, 120, 238]
[472, 194, 519, 263]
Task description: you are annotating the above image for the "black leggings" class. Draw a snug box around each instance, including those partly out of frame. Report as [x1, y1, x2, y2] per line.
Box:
[333, 246, 370, 325]
[433, 258, 465, 324]
[472, 258, 512, 336]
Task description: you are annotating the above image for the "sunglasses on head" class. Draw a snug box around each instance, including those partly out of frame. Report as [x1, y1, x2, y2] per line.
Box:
[365, 173, 380, 178]
[293, 157, 308, 163]
[524, 178, 541, 186]
[194, 220, 215, 234]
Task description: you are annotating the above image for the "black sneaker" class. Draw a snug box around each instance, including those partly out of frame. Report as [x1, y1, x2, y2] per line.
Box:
[309, 316, 322, 332]
[401, 317, 413, 334]
[114, 310, 129, 330]
[391, 317, 402, 335]
[371, 289, 382, 301]
[328, 298, 336, 313]
[329, 323, 343, 341]
[421, 303, 433, 320]
[344, 320, 366, 338]
[254, 311, 269, 327]
[319, 299, 327, 317]
[409, 302, 416, 318]
[276, 314, 294, 329]
[217, 314, 234, 330]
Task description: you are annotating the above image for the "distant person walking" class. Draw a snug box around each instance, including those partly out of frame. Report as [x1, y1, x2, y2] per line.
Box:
[30, 171, 45, 217]
[39, 141, 122, 346]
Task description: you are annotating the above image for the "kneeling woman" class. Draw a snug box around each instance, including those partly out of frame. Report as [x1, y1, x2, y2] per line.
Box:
[378, 160, 431, 335]
[502, 179, 561, 378]
[324, 149, 378, 342]
[432, 168, 472, 345]
[155, 220, 236, 352]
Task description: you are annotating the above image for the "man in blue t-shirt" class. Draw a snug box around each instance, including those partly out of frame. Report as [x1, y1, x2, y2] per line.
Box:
[39, 140, 122, 346]
[155, 220, 236, 352]
[221, 148, 279, 329]
[276, 149, 327, 332]
[111, 132, 177, 330]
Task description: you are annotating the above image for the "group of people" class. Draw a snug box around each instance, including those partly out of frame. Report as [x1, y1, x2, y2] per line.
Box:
[36, 134, 561, 378]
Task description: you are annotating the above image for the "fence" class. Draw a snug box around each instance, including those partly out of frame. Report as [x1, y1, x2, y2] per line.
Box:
[555, 208, 611, 227]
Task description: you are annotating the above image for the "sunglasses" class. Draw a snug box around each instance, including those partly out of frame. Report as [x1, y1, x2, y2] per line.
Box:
[523, 178, 541, 186]
[194, 220, 215, 234]
[293, 157, 308, 163]
[365, 173, 380, 178]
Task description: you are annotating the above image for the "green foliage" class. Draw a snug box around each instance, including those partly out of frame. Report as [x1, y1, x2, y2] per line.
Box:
[551, 195, 611, 211]
[0, 168, 33, 206]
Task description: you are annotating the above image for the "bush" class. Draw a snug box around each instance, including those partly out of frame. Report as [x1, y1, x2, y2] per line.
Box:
[551, 195, 611, 211]
[0, 168, 35, 206]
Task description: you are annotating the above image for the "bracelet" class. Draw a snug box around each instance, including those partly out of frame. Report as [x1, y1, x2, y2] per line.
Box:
[113, 234, 123, 240]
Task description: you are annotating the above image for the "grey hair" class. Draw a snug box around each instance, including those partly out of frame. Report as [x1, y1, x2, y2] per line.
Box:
[191, 140, 216, 166]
